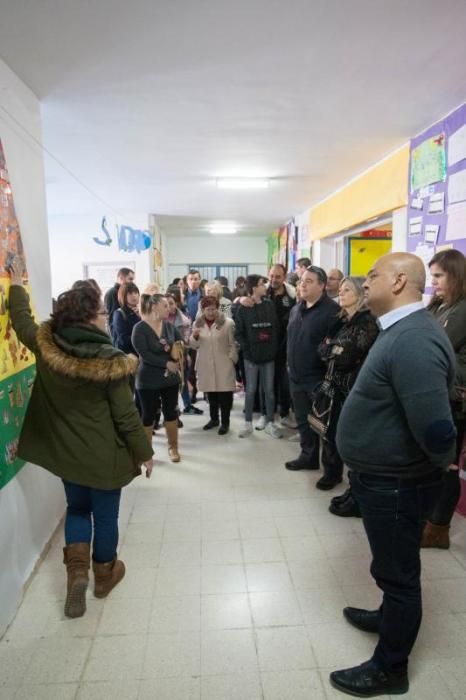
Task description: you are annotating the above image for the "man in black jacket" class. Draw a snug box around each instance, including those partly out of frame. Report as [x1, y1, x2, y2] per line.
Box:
[286, 266, 339, 470]
[104, 267, 135, 338]
[235, 275, 282, 439]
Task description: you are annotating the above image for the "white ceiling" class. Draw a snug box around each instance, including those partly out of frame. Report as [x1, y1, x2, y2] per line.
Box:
[1, 0, 466, 237]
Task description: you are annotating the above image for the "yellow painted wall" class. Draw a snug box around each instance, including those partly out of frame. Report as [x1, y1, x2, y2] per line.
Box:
[349, 238, 393, 276]
[310, 145, 409, 240]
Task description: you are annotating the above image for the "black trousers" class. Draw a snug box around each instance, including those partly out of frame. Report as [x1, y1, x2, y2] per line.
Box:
[351, 469, 443, 672]
[188, 349, 198, 398]
[208, 392, 234, 426]
[429, 410, 465, 526]
[274, 355, 292, 417]
[290, 379, 343, 478]
[136, 385, 179, 425]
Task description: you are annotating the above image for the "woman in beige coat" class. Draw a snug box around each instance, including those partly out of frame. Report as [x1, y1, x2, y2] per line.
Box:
[190, 296, 238, 434]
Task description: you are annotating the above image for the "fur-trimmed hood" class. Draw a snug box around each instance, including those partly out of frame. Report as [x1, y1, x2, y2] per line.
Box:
[36, 321, 138, 382]
[194, 311, 227, 330]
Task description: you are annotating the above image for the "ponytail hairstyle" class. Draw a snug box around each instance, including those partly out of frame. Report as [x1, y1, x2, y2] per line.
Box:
[140, 293, 165, 316]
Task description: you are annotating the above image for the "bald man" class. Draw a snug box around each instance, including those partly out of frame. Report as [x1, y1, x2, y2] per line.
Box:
[330, 253, 457, 697]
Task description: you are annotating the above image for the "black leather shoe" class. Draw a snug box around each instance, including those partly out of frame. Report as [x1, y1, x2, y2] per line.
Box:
[203, 419, 220, 430]
[316, 476, 342, 491]
[218, 425, 229, 435]
[331, 487, 352, 506]
[343, 607, 381, 633]
[330, 659, 409, 697]
[329, 495, 362, 518]
[285, 455, 319, 471]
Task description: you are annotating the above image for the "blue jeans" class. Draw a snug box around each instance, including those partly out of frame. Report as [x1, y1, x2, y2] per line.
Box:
[63, 480, 122, 563]
[350, 469, 444, 672]
[244, 359, 275, 422]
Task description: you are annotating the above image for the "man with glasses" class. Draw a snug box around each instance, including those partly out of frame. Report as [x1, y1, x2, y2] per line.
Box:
[326, 268, 344, 300]
[286, 266, 340, 471]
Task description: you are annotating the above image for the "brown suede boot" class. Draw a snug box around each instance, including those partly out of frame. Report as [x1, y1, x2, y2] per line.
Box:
[144, 425, 153, 446]
[164, 420, 180, 462]
[93, 558, 126, 598]
[421, 521, 450, 549]
[63, 542, 90, 618]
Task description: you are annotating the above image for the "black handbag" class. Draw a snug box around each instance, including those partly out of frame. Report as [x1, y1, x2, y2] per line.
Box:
[308, 358, 336, 441]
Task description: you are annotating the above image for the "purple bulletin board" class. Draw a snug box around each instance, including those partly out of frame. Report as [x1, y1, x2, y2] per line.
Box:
[408, 103, 466, 282]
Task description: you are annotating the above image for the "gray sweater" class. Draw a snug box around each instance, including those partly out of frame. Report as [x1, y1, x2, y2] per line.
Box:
[336, 309, 457, 478]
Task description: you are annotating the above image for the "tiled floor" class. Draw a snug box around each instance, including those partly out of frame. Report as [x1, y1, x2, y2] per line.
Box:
[2, 398, 466, 699]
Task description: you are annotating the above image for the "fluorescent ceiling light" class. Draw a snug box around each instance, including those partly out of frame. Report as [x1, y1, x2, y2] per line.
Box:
[210, 224, 237, 235]
[216, 178, 270, 190]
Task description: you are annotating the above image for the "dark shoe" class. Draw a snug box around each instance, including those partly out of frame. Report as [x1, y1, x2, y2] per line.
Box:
[421, 521, 450, 549]
[316, 476, 342, 491]
[285, 454, 319, 471]
[218, 425, 229, 435]
[329, 494, 362, 518]
[177, 417, 184, 429]
[343, 607, 381, 633]
[183, 406, 204, 415]
[330, 659, 409, 697]
[331, 487, 353, 507]
[203, 419, 220, 430]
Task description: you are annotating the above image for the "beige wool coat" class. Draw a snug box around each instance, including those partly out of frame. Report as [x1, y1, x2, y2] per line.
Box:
[189, 313, 238, 392]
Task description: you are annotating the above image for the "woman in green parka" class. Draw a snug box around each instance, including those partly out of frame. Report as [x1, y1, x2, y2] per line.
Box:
[8, 265, 154, 619]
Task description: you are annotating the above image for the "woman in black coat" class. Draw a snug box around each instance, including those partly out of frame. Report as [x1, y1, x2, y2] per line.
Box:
[112, 282, 140, 354]
[314, 276, 379, 496]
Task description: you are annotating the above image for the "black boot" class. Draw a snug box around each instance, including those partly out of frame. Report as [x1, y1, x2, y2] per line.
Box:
[329, 492, 362, 517]
[285, 452, 319, 471]
[331, 487, 352, 507]
[316, 475, 342, 490]
[330, 659, 409, 697]
[343, 607, 381, 633]
[203, 419, 219, 430]
[218, 425, 229, 435]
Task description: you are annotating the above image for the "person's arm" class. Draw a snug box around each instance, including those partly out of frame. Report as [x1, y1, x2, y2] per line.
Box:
[107, 379, 154, 464]
[104, 287, 115, 316]
[234, 307, 249, 354]
[227, 321, 239, 364]
[391, 330, 456, 469]
[8, 267, 39, 354]
[332, 319, 379, 372]
[113, 310, 132, 353]
[131, 325, 170, 369]
[443, 303, 466, 351]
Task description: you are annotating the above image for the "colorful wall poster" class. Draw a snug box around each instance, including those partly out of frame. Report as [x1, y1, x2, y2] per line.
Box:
[0, 139, 36, 490]
[407, 103, 466, 269]
[410, 133, 446, 193]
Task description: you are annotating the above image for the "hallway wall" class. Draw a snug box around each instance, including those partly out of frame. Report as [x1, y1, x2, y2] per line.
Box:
[166, 235, 267, 284]
[0, 59, 64, 636]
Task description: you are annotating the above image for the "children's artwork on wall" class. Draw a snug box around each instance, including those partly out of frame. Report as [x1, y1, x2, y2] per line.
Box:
[0, 139, 36, 490]
[408, 103, 466, 271]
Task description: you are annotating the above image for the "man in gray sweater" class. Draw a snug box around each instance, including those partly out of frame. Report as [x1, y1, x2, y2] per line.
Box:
[330, 253, 456, 698]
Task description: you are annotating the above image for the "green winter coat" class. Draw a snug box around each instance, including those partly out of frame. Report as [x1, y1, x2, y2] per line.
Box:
[9, 286, 153, 490]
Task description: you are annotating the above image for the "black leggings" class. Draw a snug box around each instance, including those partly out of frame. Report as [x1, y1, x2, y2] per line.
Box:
[136, 385, 179, 426]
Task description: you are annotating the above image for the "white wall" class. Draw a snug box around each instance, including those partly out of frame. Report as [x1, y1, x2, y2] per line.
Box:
[0, 58, 64, 636]
[166, 235, 267, 284]
[391, 207, 408, 252]
[48, 213, 153, 297]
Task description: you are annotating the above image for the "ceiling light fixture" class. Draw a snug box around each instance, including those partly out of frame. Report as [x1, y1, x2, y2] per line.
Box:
[216, 178, 270, 190]
[210, 224, 238, 235]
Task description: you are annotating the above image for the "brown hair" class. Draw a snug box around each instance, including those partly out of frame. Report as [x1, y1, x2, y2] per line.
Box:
[140, 293, 165, 315]
[51, 285, 101, 331]
[117, 282, 140, 308]
[200, 295, 220, 310]
[428, 249, 466, 308]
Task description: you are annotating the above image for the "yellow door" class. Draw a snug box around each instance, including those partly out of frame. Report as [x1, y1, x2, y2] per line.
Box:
[348, 238, 392, 276]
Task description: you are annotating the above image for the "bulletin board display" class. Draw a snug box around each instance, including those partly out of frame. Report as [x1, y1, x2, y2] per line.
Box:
[0, 138, 36, 490]
[407, 102, 466, 285]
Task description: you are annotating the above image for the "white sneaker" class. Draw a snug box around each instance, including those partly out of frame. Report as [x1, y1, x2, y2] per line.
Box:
[280, 413, 298, 429]
[255, 415, 267, 431]
[265, 422, 283, 439]
[239, 421, 253, 438]
[288, 433, 300, 442]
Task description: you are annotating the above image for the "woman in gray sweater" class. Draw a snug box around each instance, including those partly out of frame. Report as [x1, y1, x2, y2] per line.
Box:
[132, 294, 183, 462]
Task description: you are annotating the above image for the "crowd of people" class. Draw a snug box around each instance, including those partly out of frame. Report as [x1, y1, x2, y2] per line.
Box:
[7, 247, 466, 698]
